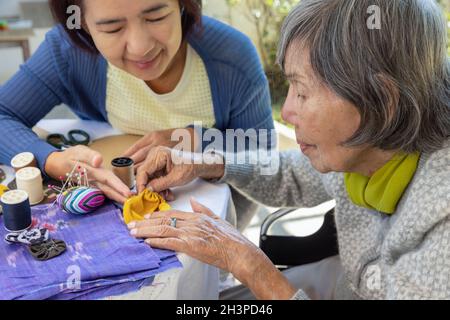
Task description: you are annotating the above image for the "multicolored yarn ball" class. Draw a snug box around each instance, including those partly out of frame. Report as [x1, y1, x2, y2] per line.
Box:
[57, 187, 105, 215]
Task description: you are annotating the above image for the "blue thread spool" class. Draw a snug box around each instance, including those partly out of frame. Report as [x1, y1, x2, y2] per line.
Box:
[1, 190, 32, 232]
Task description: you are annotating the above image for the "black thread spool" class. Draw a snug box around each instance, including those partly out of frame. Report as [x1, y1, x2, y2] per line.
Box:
[1, 190, 32, 232]
[111, 157, 135, 189]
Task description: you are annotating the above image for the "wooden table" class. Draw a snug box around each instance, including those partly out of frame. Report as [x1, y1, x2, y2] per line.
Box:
[33, 125, 142, 170]
[0, 29, 34, 61]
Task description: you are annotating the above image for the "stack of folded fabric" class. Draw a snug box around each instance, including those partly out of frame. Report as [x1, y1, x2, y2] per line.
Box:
[0, 203, 181, 300]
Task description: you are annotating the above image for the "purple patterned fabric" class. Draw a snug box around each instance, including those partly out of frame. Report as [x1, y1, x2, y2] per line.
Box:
[0, 203, 181, 300]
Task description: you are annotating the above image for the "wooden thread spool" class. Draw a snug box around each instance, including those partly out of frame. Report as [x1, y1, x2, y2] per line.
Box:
[10, 152, 37, 172]
[111, 157, 135, 189]
[16, 167, 44, 205]
[1, 190, 32, 232]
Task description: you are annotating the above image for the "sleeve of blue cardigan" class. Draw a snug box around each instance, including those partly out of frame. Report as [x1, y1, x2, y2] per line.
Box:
[0, 27, 70, 171]
[196, 77, 275, 153]
[196, 74, 277, 152]
[187, 18, 275, 154]
[226, 75, 275, 153]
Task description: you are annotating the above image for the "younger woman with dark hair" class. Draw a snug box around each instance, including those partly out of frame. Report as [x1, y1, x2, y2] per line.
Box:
[0, 0, 274, 203]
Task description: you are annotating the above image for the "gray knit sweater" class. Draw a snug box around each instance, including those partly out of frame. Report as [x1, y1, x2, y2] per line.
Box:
[220, 142, 450, 300]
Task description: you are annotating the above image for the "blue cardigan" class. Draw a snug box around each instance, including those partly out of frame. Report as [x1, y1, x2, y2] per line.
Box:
[0, 16, 274, 171]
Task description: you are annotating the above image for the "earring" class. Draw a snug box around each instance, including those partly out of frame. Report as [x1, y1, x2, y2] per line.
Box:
[180, 6, 185, 16]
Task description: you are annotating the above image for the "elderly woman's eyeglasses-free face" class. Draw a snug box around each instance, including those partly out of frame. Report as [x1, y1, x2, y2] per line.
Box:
[281, 44, 395, 176]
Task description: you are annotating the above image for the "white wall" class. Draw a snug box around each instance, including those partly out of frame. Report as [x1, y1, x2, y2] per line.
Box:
[0, 0, 21, 17]
[0, 28, 49, 84]
[0, 0, 25, 83]
[0, 0, 46, 17]
[0, 1, 51, 83]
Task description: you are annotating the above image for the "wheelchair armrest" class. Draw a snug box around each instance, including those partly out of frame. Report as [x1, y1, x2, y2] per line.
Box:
[259, 208, 338, 267]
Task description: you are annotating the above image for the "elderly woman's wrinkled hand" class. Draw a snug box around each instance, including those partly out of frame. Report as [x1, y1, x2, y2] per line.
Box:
[127, 198, 258, 276]
[135, 146, 225, 194]
[135, 146, 198, 194]
[123, 128, 198, 168]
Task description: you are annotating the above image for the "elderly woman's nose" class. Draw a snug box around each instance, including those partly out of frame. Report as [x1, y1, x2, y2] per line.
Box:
[126, 26, 155, 58]
[281, 99, 298, 126]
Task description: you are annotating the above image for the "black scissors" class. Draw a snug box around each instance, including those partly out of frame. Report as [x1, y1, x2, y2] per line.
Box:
[46, 129, 91, 150]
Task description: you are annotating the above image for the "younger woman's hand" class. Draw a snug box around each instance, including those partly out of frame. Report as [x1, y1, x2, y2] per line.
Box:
[45, 145, 133, 203]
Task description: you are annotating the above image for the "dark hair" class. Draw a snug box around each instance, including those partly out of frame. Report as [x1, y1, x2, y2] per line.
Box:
[278, 0, 450, 154]
[49, 0, 203, 54]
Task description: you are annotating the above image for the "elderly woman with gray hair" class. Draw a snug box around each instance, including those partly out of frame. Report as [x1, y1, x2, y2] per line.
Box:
[128, 0, 450, 300]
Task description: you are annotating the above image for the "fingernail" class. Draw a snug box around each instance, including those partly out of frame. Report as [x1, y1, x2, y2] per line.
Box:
[127, 222, 136, 229]
[144, 214, 151, 219]
[147, 186, 154, 192]
[130, 229, 137, 236]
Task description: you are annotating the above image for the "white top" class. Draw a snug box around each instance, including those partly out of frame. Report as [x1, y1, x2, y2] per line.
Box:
[106, 45, 216, 135]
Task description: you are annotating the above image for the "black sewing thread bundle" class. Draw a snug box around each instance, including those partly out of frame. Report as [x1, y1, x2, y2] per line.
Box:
[111, 157, 135, 189]
[1, 185, 67, 261]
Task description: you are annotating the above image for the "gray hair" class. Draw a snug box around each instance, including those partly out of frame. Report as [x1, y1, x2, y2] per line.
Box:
[277, 0, 450, 154]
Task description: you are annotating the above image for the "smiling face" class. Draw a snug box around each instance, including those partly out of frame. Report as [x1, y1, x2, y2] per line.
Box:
[281, 43, 395, 175]
[83, 0, 183, 82]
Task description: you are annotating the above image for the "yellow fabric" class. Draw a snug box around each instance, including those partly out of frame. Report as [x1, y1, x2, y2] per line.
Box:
[344, 152, 420, 214]
[0, 185, 8, 212]
[106, 45, 216, 135]
[123, 190, 171, 225]
[0, 185, 8, 197]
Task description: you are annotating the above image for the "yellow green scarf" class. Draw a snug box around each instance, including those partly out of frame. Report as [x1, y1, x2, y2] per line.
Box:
[344, 152, 420, 214]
